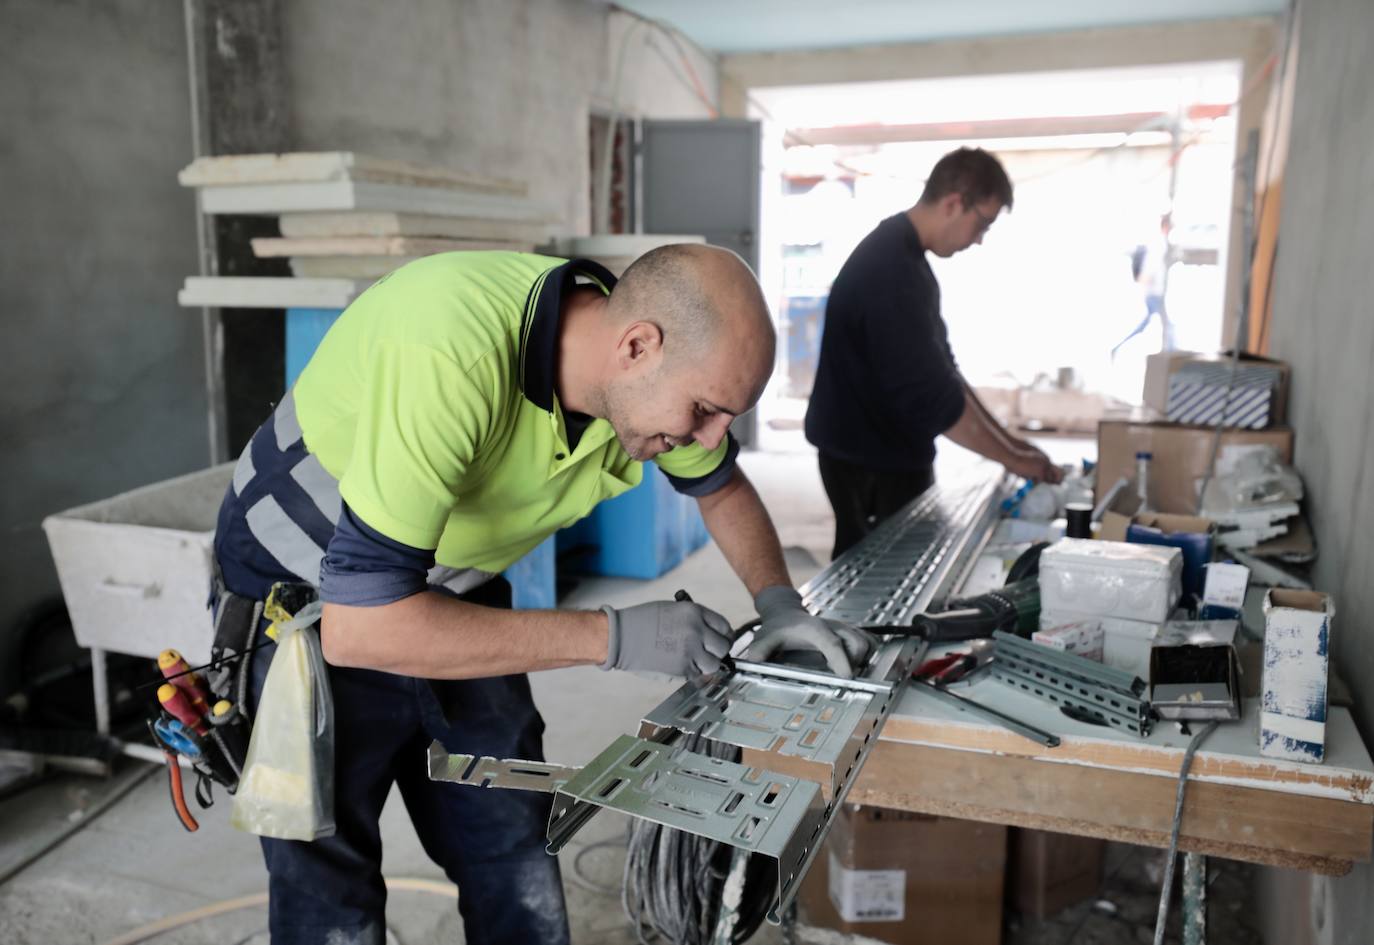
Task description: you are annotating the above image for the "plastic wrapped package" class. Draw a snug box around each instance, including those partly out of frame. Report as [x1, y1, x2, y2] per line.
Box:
[1201, 444, 1304, 513]
[1039, 539, 1181, 624]
[230, 598, 335, 840]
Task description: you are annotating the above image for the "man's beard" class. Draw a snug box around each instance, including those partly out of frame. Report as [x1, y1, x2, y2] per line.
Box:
[594, 374, 657, 461]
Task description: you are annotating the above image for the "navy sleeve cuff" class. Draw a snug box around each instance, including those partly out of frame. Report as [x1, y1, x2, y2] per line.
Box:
[319, 502, 436, 607]
[662, 432, 740, 497]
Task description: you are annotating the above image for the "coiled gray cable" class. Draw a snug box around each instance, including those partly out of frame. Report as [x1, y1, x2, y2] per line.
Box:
[622, 733, 746, 945]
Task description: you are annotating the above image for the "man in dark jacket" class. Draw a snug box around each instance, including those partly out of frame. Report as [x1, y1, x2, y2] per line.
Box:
[805, 147, 1062, 558]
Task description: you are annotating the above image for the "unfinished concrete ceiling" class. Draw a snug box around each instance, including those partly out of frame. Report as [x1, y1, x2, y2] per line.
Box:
[612, 0, 1286, 53]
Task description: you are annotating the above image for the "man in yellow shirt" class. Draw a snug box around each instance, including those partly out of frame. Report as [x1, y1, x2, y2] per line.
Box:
[214, 244, 862, 944]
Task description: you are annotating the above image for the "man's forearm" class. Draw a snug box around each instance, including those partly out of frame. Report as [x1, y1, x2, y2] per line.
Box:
[944, 385, 1063, 482]
[696, 468, 792, 596]
[961, 380, 1029, 456]
[321, 593, 608, 678]
[943, 388, 1023, 466]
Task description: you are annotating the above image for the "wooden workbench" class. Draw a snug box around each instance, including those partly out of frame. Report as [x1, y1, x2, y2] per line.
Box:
[847, 680, 1374, 875]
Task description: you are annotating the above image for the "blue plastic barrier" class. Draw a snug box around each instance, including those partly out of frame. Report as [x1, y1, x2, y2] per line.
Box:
[558, 466, 709, 580]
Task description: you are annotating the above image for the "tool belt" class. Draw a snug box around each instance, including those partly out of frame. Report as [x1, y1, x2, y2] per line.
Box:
[147, 578, 317, 831]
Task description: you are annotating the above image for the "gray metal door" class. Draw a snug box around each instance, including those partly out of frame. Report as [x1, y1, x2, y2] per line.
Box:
[641, 118, 761, 273]
[640, 119, 763, 444]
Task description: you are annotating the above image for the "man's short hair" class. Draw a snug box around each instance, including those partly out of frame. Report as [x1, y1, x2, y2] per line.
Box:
[611, 245, 719, 363]
[918, 147, 1014, 210]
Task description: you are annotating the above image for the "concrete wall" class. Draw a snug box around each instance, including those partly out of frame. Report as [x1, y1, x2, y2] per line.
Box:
[1261, 0, 1374, 942]
[283, 2, 717, 236]
[0, 0, 715, 689]
[0, 0, 206, 682]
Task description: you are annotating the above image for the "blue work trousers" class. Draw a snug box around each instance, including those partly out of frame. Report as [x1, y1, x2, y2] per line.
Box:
[247, 580, 570, 945]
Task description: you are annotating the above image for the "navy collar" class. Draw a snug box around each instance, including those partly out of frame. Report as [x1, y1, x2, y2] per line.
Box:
[518, 258, 618, 413]
[894, 212, 926, 256]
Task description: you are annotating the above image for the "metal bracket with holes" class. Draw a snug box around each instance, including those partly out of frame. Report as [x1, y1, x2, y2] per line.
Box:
[425, 465, 1009, 924]
[427, 636, 926, 924]
[426, 742, 578, 793]
[545, 734, 825, 869]
[991, 630, 1154, 737]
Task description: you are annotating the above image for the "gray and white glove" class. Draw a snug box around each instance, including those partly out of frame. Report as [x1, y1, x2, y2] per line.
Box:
[745, 586, 876, 678]
[598, 600, 733, 677]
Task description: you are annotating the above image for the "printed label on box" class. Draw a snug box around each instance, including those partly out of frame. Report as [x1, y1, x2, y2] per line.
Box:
[1202, 562, 1250, 610]
[1034, 619, 1104, 662]
[828, 851, 905, 922]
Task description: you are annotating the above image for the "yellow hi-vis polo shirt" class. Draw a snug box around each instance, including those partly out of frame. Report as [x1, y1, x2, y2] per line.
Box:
[292, 252, 735, 574]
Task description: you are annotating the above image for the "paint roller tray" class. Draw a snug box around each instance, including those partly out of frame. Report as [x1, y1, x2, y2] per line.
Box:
[1149, 643, 1242, 721]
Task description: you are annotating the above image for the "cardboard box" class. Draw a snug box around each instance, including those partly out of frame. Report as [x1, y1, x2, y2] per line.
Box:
[1095, 421, 1294, 515]
[1166, 375, 1277, 429]
[1261, 590, 1335, 763]
[1143, 351, 1290, 426]
[1143, 351, 1203, 415]
[1040, 608, 1159, 678]
[1199, 562, 1250, 619]
[1008, 829, 1105, 919]
[1040, 539, 1181, 624]
[800, 806, 1006, 945]
[1033, 618, 1104, 662]
[1151, 620, 1242, 721]
[41, 464, 233, 663]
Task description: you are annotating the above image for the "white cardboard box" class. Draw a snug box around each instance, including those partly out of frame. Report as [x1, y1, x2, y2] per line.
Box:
[42, 464, 233, 663]
[1033, 618, 1104, 662]
[1040, 608, 1158, 677]
[1261, 589, 1334, 763]
[1039, 539, 1182, 624]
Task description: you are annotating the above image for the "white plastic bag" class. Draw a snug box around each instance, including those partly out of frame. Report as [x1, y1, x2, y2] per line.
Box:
[230, 599, 335, 840]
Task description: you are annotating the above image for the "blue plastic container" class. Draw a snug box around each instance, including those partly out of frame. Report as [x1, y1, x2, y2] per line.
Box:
[1126, 521, 1214, 603]
[285, 307, 344, 387]
[558, 466, 709, 579]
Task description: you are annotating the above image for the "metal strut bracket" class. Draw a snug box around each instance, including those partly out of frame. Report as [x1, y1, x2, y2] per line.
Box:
[991, 630, 1154, 737]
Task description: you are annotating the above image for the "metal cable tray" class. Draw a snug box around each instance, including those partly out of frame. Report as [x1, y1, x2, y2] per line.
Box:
[801, 469, 1006, 626]
[991, 630, 1154, 737]
[427, 636, 925, 926]
[426, 465, 1009, 924]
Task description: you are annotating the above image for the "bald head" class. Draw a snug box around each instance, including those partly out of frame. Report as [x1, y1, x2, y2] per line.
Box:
[608, 243, 774, 371]
[588, 245, 775, 460]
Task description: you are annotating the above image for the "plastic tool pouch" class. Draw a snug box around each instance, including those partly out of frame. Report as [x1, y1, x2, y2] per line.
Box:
[230, 584, 336, 840]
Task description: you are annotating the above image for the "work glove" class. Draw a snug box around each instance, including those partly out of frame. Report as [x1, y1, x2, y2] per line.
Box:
[598, 600, 733, 677]
[745, 586, 877, 678]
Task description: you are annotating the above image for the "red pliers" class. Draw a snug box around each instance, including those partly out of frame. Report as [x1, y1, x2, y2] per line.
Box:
[913, 652, 979, 686]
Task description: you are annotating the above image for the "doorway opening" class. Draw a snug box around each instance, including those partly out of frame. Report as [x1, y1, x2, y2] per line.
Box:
[749, 61, 1243, 452]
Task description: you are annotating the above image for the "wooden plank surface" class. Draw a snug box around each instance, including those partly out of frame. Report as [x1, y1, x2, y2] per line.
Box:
[179, 151, 526, 195]
[847, 739, 1372, 874]
[279, 211, 552, 243]
[253, 236, 530, 258]
[885, 681, 1374, 804]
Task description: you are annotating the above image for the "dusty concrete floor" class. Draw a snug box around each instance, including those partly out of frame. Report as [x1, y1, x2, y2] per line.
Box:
[0, 435, 1262, 944]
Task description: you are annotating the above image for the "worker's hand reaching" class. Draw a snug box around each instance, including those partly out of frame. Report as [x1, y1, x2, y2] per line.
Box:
[1006, 441, 1065, 484]
[599, 600, 733, 677]
[746, 586, 877, 678]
